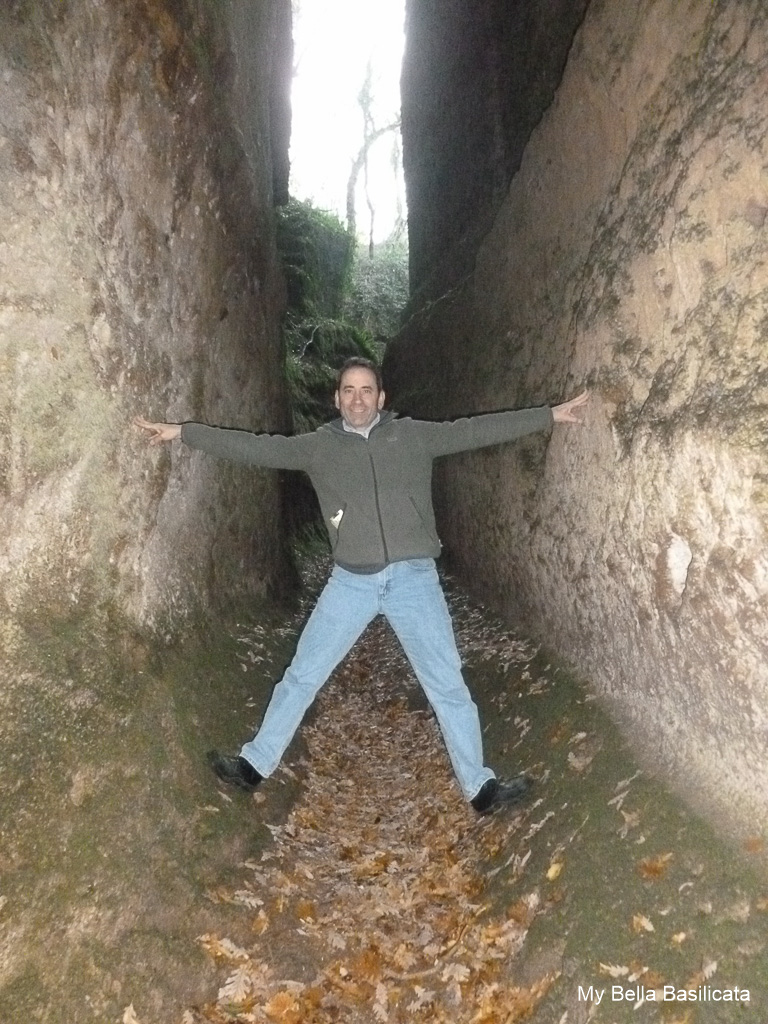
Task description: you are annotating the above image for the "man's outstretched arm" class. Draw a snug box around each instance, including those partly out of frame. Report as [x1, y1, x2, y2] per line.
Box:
[421, 390, 590, 457]
[133, 416, 314, 470]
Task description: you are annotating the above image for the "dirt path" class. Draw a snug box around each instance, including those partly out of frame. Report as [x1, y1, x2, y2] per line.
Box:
[173, 563, 551, 1024]
[147, 557, 768, 1024]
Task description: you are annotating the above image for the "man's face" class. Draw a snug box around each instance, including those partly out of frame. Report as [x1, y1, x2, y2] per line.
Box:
[335, 367, 385, 429]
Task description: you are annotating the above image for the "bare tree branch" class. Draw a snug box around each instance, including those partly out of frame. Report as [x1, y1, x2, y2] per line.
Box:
[346, 119, 400, 238]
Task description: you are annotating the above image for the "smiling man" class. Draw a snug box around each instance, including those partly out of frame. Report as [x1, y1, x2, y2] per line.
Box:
[135, 357, 588, 814]
[336, 363, 385, 431]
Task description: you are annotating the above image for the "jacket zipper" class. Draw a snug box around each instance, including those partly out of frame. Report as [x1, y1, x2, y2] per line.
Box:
[367, 448, 389, 564]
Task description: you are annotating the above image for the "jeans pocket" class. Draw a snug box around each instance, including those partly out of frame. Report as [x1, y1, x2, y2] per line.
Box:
[404, 557, 435, 570]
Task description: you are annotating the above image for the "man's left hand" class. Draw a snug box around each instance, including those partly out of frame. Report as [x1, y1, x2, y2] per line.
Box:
[552, 390, 589, 424]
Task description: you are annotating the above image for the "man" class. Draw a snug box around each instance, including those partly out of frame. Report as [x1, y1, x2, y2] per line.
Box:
[135, 359, 588, 814]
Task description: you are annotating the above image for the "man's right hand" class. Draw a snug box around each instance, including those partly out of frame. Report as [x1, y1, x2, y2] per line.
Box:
[133, 417, 182, 445]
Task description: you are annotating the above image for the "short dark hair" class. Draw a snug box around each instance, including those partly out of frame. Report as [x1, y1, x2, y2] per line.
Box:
[336, 357, 383, 392]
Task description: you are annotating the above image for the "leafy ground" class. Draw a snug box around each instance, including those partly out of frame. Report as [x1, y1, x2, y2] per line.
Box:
[115, 555, 767, 1024]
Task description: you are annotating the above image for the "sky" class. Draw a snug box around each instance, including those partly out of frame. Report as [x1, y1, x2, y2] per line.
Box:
[288, 0, 407, 243]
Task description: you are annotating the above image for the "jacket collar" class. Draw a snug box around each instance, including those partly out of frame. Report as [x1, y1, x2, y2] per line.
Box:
[327, 409, 396, 435]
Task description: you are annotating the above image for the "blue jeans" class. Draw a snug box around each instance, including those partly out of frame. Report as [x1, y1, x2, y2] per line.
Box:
[239, 558, 495, 801]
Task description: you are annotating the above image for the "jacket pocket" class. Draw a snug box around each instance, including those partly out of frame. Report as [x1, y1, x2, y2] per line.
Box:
[407, 496, 438, 544]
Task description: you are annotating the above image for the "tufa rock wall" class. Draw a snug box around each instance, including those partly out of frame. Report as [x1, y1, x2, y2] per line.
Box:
[0, 0, 293, 640]
[401, 0, 588, 295]
[389, 0, 768, 836]
[0, 3, 293, 1017]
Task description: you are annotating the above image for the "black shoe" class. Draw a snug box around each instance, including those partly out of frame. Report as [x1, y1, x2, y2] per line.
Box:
[471, 774, 533, 814]
[207, 751, 263, 792]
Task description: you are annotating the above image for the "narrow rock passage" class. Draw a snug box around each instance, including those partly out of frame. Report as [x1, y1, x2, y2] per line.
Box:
[188, 559, 554, 1023]
[175, 557, 767, 1024]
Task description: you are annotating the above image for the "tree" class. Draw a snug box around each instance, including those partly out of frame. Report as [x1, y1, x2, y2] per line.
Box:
[345, 61, 401, 252]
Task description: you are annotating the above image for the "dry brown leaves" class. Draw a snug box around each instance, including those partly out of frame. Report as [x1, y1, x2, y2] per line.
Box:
[637, 852, 674, 880]
[186, 564, 552, 1023]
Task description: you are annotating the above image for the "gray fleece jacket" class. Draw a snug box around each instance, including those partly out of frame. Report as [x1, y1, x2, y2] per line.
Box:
[181, 406, 552, 571]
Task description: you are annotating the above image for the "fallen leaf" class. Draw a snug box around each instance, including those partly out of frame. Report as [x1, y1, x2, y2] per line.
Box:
[326, 929, 347, 950]
[253, 908, 270, 934]
[264, 990, 302, 1023]
[637, 852, 674, 879]
[233, 889, 263, 909]
[442, 962, 471, 983]
[671, 931, 687, 945]
[197, 934, 250, 963]
[598, 963, 629, 978]
[373, 1000, 389, 1022]
[181, 576, 665, 1023]
[631, 913, 654, 933]
[218, 966, 252, 1005]
[122, 1006, 142, 1024]
[406, 985, 434, 1011]
[619, 809, 640, 837]
[474, 973, 559, 1022]
[685, 959, 717, 988]
[615, 771, 642, 790]
[627, 961, 650, 983]
[567, 749, 594, 773]
[205, 886, 235, 905]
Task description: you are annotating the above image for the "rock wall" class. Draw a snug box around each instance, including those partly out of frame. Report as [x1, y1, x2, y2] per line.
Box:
[0, 2, 293, 1017]
[0, 0, 292, 643]
[388, 0, 768, 836]
[401, 0, 588, 294]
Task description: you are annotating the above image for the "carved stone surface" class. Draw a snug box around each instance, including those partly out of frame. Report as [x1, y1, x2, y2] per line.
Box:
[390, 0, 768, 835]
[0, 0, 292, 638]
[0, 2, 293, 1017]
[401, 0, 588, 295]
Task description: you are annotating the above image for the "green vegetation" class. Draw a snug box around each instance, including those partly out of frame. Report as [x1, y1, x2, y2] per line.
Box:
[277, 198, 374, 433]
[275, 198, 409, 434]
[277, 198, 355, 320]
[274, 199, 409, 538]
[344, 236, 409, 344]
